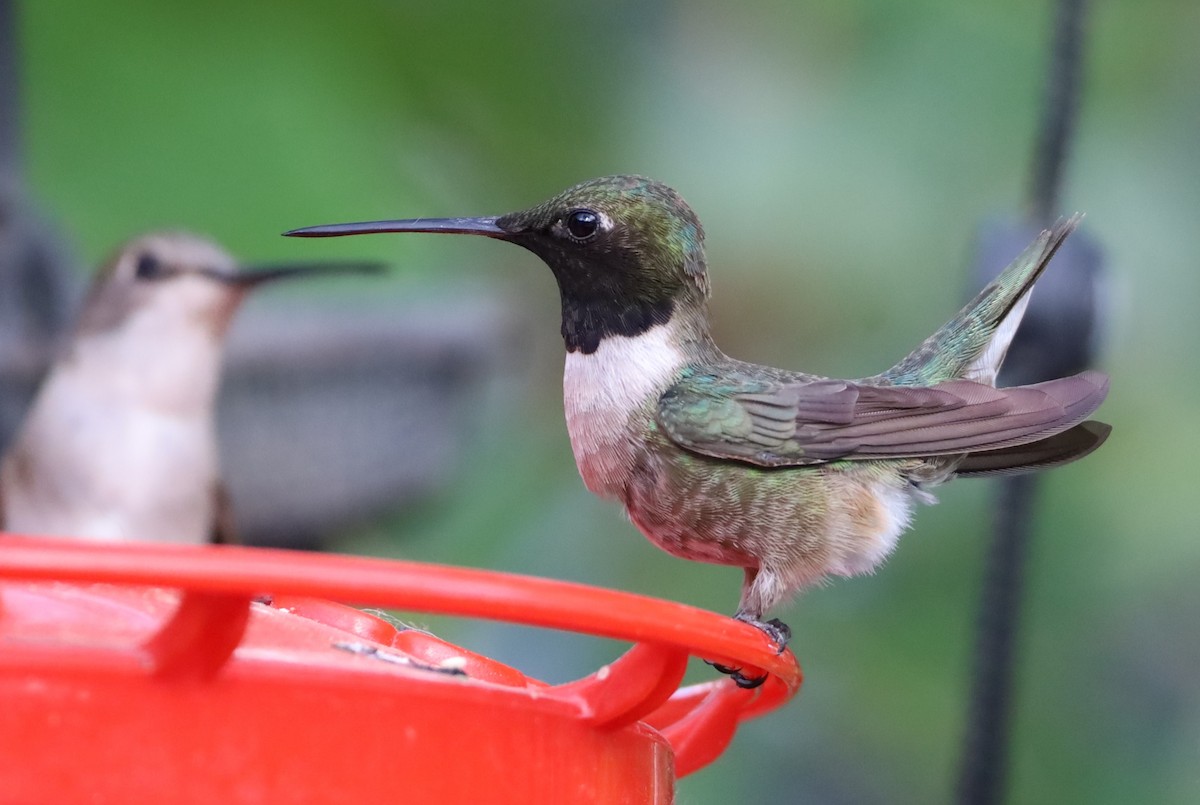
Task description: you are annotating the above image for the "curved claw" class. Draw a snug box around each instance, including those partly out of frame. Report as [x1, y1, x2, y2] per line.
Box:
[731, 670, 768, 689]
[705, 659, 768, 689]
[707, 660, 740, 676]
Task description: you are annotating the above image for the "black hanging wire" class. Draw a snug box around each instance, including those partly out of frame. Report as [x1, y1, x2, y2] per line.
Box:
[1030, 0, 1089, 224]
[0, 0, 16, 179]
[954, 1, 1094, 803]
[955, 471, 1039, 805]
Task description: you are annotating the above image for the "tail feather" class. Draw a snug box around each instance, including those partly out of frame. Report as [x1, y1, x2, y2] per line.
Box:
[953, 420, 1111, 477]
[878, 215, 1082, 386]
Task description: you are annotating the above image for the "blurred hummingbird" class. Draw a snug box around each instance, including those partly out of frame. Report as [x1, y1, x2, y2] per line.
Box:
[286, 175, 1110, 686]
[0, 232, 379, 545]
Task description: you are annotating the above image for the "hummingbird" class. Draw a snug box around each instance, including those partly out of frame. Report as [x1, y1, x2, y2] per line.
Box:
[286, 175, 1110, 687]
[0, 232, 379, 545]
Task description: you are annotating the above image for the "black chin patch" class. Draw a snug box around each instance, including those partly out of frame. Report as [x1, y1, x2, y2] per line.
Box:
[561, 297, 674, 354]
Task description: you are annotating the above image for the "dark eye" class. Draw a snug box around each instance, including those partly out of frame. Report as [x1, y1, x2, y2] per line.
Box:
[566, 209, 599, 241]
[134, 254, 163, 280]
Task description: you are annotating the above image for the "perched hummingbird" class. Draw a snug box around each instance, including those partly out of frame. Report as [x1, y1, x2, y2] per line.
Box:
[0, 233, 378, 545]
[287, 176, 1110, 686]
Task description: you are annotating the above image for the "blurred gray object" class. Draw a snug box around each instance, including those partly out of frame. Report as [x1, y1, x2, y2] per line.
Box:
[0, 182, 80, 458]
[219, 294, 521, 546]
[0, 0, 81, 458]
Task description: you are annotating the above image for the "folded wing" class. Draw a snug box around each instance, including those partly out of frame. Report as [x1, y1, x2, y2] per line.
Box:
[656, 369, 1109, 468]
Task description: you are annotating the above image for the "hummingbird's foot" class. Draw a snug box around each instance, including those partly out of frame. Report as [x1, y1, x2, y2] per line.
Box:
[705, 616, 791, 688]
[734, 614, 792, 653]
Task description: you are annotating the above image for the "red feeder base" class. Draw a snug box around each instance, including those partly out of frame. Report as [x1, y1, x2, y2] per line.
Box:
[0, 537, 801, 803]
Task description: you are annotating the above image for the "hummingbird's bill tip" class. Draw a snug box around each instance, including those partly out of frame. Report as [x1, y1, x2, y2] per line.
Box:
[222, 260, 388, 287]
[283, 224, 363, 238]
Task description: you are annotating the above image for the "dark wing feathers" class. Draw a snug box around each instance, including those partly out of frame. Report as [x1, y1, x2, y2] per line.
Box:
[657, 369, 1109, 468]
[952, 421, 1111, 478]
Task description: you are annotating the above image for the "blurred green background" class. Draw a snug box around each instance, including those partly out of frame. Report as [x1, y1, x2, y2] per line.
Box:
[15, 0, 1200, 801]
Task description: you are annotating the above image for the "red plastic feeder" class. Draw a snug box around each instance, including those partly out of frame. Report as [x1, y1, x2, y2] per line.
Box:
[0, 537, 801, 803]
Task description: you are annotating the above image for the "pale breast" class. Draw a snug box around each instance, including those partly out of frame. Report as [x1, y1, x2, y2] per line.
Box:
[2, 368, 218, 543]
[562, 325, 689, 499]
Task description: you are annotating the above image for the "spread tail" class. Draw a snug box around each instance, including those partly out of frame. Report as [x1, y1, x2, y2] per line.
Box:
[879, 215, 1082, 387]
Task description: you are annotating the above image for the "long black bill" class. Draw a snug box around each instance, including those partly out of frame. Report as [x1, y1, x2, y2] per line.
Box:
[210, 260, 386, 288]
[283, 216, 507, 239]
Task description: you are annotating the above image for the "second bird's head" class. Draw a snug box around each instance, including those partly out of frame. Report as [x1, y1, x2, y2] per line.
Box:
[76, 231, 381, 344]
